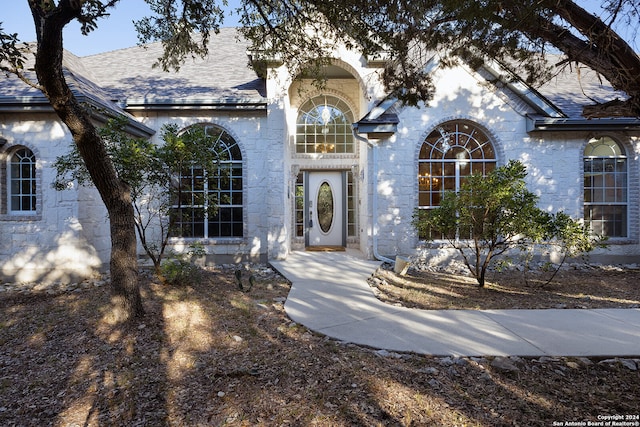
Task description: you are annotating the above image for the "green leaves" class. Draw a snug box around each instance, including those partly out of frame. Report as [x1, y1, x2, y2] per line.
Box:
[0, 24, 28, 76]
[413, 160, 600, 287]
[54, 118, 227, 275]
[53, 116, 158, 192]
[134, 0, 225, 71]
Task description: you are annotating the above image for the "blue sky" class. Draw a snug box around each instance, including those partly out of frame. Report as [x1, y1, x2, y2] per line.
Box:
[1, 0, 637, 57]
[2, 0, 242, 56]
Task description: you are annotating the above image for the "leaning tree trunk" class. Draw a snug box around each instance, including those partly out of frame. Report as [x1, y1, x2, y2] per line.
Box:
[517, 0, 640, 117]
[31, 2, 143, 320]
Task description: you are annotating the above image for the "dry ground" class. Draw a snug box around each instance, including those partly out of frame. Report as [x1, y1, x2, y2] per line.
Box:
[371, 263, 640, 310]
[1, 263, 639, 426]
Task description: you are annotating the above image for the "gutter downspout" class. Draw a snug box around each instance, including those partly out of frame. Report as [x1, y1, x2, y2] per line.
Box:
[352, 129, 395, 265]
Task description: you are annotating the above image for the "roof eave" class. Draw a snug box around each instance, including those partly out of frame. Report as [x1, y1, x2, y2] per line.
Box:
[526, 116, 640, 132]
[0, 96, 155, 138]
[124, 97, 268, 111]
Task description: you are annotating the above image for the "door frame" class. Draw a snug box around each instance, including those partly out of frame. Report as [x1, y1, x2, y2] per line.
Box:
[304, 170, 347, 248]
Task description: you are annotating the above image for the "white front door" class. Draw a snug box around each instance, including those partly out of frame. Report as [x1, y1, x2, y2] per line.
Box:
[307, 171, 344, 247]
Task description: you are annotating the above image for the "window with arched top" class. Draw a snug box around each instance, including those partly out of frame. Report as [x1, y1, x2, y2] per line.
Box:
[417, 121, 496, 239]
[296, 95, 355, 154]
[170, 125, 243, 238]
[418, 121, 496, 208]
[583, 136, 627, 237]
[9, 147, 37, 214]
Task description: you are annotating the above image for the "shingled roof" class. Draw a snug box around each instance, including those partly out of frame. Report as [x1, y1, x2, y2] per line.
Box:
[80, 27, 266, 110]
[0, 47, 154, 137]
[3, 29, 637, 133]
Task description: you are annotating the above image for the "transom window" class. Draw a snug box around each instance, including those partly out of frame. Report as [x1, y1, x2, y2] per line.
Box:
[418, 121, 496, 208]
[9, 148, 37, 213]
[171, 125, 243, 238]
[296, 95, 355, 154]
[583, 136, 627, 237]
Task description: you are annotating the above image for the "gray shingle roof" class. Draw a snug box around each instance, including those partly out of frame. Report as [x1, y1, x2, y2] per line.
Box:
[81, 27, 265, 106]
[2, 30, 635, 128]
[536, 57, 625, 119]
[0, 47, 154, 136]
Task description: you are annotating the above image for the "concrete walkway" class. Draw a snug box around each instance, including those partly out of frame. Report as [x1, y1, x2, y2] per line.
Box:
[270, 250, 640, 357]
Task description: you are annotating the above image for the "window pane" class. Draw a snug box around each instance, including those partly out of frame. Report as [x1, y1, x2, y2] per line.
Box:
[169, 125, 243, 238]
[296, 95, 355, 154]
[417, 121, 496, 240]
[9, 148, 37, 212]
[583, 138, 627, 238]
[11, 196, 20, 211]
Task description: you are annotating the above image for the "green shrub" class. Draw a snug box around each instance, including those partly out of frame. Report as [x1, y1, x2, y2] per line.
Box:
[159, 243, 206, 286]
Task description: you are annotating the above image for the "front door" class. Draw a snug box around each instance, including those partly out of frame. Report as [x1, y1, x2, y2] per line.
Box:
[307, 171, 345, 247]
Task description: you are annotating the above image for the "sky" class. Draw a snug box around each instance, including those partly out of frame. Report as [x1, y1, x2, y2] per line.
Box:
[1, 0, 637, 57]
[2, 0, 242, 57]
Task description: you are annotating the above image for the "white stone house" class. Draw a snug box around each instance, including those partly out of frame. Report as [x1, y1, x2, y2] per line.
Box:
[1, 28, 639, 283]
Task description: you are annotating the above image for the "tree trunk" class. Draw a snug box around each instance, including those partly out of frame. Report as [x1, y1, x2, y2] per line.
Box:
[109, 190, 145, 319]
[30, 2, 143, 320]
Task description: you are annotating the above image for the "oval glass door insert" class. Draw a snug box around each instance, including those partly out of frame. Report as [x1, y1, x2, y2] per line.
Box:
[317, 181, 334, 233]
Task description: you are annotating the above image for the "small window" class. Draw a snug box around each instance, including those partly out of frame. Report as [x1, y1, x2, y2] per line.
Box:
[9, 148, 37, 213]
[583, 137, 627, 237]
[296, 95, 355, 154]
[295, 173, 305, 237]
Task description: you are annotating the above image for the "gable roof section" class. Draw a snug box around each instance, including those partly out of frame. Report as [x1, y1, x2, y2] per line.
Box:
[352, 97, 400, 139]
[81, 28, 266, 111]
[356, 53, 640, 136]
[478, 58, 565, 119]
[0, 49, 154, 137]
[476, 54, 640, 132]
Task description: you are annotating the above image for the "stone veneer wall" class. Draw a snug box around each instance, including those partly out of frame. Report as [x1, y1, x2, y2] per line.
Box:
[0, 113, 106, 283]
[370, 64, 640, 264]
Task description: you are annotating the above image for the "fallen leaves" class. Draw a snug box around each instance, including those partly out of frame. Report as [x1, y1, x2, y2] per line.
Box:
[0, 264, 639, 426]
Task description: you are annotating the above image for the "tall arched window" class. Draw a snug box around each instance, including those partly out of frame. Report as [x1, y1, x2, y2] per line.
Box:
[583, 136, 627, 237]
[9, 148, 37, 213]
[296, 95, 355, 154]
[171, 125, 243, 238]
[418, 121, 496, 211]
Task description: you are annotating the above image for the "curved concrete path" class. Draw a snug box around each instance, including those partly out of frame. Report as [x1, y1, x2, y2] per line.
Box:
[269, 250, 640, 357]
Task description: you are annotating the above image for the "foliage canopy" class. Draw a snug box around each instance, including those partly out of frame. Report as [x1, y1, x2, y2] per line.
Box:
[3, 1, 640, 117]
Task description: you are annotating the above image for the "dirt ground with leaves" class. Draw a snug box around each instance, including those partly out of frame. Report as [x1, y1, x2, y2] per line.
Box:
[371, 262, 640, 310]
[1, 262, 639, 426]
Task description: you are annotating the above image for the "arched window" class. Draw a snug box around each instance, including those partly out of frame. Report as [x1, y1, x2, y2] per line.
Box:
[296, 95, 355, 154]
[583, 136, 627, 237]
[171, 125, 243, 238]
[9, 148, 37, 213]
[418, 121, 496, 209]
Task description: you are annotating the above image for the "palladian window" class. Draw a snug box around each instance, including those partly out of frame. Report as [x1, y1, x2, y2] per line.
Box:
[418, 121, 496, 238]
[296, 95, 355, 154]
[583, 137, 627, 237]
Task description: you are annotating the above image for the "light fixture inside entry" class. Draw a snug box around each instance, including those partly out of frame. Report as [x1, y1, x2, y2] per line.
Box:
[316, 97, 335, 153]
